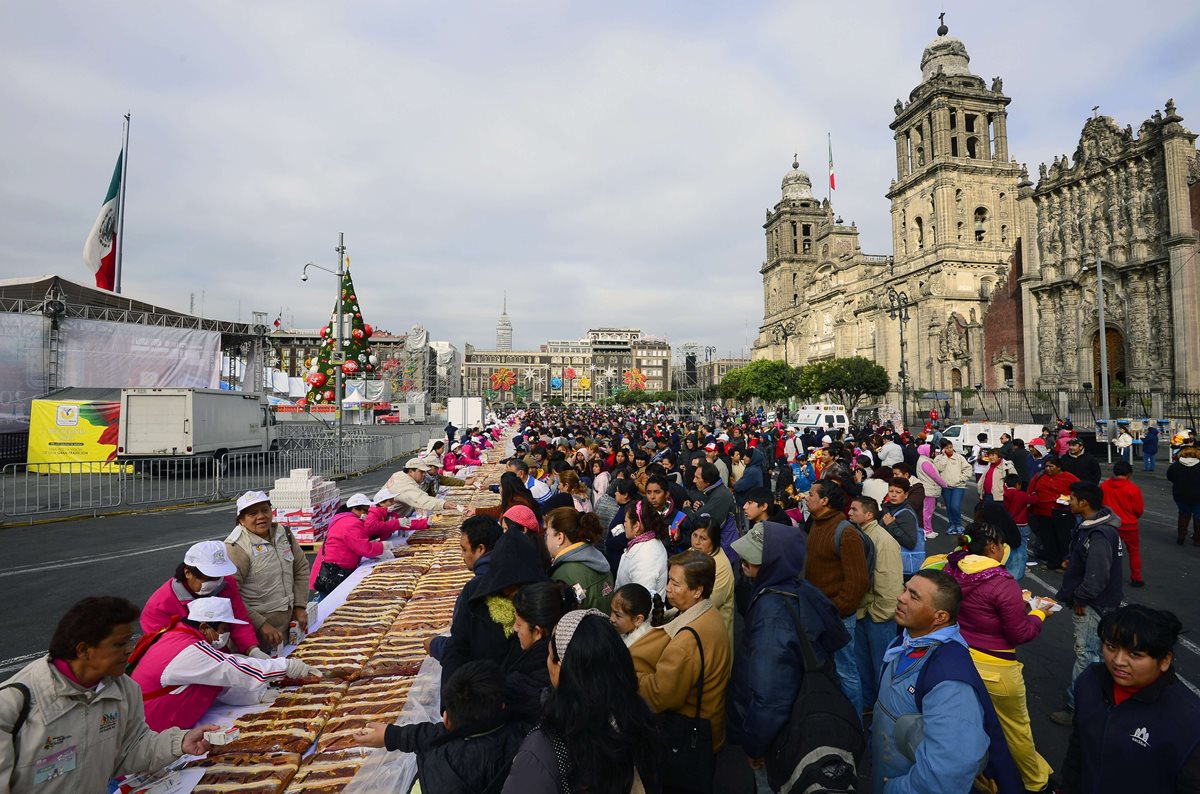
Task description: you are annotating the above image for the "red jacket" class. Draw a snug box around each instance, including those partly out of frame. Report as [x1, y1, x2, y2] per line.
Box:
[1100, 477, 1144, 530]
[1003, 488, 1034, 525]
[1028, 469, 1079, 517]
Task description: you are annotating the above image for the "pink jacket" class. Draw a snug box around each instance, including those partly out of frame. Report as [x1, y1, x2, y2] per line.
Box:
[308, 512, 382, 589]
[443, 451, 460, 474]
[944, 552, 1044, 655]
[131, 624, 289, 731]
[1056, 430, 1073, 456]
[458, 445, 483, 466]
[141, 577, 258, 655]
[364, 504, 403, 541]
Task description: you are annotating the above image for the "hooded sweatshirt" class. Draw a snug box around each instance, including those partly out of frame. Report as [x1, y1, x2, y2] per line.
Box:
[440, 531, 548, 690]
[1099, 477, 1144, 530]
[727, 522, 848, 759]
[549, 542, 615, 612]
[941, 550, 1045, 657]
[1056, 507, 1124, 611]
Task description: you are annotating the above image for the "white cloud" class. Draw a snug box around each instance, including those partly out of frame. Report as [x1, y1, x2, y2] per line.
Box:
[0, 1, 1195, 357]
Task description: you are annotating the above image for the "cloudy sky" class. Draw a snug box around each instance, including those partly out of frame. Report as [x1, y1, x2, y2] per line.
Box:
[1, 1, 1197, 359]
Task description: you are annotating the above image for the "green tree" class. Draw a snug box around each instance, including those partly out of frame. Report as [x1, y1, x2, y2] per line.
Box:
[797, 356, 890, 413]
[722, 359, 798, 403]
[720, 367, 746, 401]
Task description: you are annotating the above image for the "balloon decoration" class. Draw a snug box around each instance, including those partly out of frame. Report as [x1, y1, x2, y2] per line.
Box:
[550, 376, 563, 389]
[578, 377, 591, 390]
[564, 367, 577, 380]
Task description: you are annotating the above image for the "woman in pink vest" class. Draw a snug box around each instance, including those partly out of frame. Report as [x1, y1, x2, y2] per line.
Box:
[130, 597, 321, 731]
[443, 443, 462, 475]
[308, 494, 388, 595]
[141, 541, 262, 658]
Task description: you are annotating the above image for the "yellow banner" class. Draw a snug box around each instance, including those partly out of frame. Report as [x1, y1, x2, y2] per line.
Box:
[27, 400, 130, 474]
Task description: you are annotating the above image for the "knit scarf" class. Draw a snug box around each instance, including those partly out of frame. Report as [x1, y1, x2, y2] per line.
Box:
[486, 596, 517, 638]
[882, 624, 968, 664]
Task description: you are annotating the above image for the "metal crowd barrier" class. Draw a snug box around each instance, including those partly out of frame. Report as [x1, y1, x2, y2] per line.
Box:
[0, 425, 438, 520]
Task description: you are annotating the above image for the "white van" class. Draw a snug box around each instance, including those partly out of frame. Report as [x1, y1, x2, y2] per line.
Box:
[790, 404, 850, 436]
[940, 422, 1023, 457]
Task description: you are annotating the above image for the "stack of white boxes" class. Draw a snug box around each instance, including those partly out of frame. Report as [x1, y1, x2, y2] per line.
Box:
[270, 468, 341, 545]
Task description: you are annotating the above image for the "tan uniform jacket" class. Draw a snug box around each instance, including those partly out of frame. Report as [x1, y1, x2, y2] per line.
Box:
[0, 657, 183, 794]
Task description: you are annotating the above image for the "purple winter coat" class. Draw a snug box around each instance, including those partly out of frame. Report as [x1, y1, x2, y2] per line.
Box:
[943, 550, 1045, 655]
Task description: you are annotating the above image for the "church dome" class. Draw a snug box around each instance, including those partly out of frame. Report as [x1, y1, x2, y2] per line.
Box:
[781, 158, 814, 201]
[920, 23, 972, 83]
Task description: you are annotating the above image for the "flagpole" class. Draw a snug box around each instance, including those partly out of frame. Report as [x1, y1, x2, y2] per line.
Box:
[827, 131, 832, 208]
[115, 112, 130, 294]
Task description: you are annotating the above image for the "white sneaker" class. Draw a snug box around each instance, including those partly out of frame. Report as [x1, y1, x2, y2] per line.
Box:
[924, 530, 938, 539]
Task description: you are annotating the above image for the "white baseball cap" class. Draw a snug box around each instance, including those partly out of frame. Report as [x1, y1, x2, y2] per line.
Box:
[346, 493, 373, 508]
[236, 490, 270, 514]
[184, 540, 237, 577]
[373, 486, 397, 504]
[187, 596, 248, 626]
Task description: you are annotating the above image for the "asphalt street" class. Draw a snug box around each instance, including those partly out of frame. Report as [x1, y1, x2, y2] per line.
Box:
[2, 457, 1197, 780]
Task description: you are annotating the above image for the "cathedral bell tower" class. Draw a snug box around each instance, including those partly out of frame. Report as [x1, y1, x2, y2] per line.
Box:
[885, 16, 1024, 392]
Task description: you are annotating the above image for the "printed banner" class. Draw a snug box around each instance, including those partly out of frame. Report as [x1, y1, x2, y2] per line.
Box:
[27, 399, 129, 472]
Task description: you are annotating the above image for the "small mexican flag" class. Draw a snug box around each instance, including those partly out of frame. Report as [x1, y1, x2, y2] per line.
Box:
[83, 152, 122, 291]
[828, 134, 836, 191]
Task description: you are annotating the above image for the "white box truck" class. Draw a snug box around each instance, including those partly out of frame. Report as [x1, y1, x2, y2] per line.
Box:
[446, 396, 484, 430]
[117, 388, 277, 462]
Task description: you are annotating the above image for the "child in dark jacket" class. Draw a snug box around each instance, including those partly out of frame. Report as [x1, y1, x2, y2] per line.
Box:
[352, 660, 526, 794]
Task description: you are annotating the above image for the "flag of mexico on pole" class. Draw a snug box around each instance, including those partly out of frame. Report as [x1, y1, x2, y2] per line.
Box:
[83, 114, 130, 293]
[82, 152, 122, 291]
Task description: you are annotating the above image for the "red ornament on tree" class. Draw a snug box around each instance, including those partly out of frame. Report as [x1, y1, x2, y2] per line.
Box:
[307, 372, 327, 388]
[342, 360, 360, 375]
[352, 328, 364, 340]
[364, 324, 373, 337]
[319, 326, 328, 337]
[323, 390, 335, 402]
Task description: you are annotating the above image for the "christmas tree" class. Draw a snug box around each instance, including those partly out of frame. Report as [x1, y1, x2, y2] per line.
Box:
[300, 261, 377, 407]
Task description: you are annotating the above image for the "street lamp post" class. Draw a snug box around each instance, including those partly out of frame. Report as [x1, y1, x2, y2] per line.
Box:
[1096, 254, 1113, 464]
[704, 345, 716, 413]
[302, 232, 347, 468]
[773, 320, 796, 366]
[887, 287, 911, 430]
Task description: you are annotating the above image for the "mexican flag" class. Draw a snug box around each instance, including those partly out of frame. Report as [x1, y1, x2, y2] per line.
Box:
[82, 152, 122, 291]
[828, 135, 836, 191]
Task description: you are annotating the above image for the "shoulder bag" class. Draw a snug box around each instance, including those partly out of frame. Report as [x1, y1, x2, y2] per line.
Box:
[659, 625, 714, 793]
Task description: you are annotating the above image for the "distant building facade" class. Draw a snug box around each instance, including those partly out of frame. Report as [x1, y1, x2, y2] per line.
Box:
[464, 327, 672, 404]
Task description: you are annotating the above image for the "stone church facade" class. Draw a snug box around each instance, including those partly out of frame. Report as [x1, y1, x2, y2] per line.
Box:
[753, 20, 1200, 398]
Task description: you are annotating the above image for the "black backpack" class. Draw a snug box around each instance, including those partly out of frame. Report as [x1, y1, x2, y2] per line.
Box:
[766, 592, 866, 793]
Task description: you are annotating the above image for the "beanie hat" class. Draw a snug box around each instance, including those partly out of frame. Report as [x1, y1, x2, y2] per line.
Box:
[552, 608, 607, 662]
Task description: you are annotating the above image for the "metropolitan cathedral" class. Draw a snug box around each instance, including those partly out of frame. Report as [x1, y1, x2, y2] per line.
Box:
[752, 18, 1200, 395]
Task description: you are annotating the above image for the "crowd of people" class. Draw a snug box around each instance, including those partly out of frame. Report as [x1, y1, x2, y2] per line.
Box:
[2, 406, 1199, 793]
